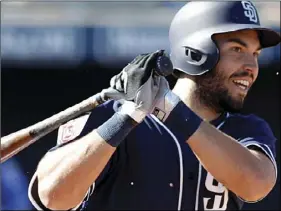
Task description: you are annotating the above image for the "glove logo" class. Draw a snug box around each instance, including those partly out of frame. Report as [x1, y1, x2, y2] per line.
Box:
[152, 107, 166, 121]
[241, 1, 258, 23]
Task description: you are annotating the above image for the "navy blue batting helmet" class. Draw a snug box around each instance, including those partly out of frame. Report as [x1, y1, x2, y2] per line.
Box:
[169, 1, 281, 75]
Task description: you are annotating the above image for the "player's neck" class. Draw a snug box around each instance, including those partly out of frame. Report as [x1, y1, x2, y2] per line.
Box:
[172, 77, 221, 122]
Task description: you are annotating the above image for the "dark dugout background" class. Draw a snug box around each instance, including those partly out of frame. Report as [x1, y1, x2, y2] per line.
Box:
[1, 2, 280, 210]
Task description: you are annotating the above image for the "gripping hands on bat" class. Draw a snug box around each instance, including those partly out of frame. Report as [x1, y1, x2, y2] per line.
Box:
[96, 50, 170, 147]
[100, 50, 170, 123]
[97, 50, 202, 148]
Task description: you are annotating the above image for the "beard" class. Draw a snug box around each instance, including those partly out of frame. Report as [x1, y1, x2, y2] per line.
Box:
[194, 68, 245, 113]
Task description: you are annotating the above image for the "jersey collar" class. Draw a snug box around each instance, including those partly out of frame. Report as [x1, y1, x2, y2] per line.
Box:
[210, 112, 228, 127]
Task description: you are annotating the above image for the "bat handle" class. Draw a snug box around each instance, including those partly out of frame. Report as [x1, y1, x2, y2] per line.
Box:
[1, 93, 106, 163]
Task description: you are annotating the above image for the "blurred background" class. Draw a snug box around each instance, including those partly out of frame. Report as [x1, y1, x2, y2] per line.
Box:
[1, 1, 280, 210]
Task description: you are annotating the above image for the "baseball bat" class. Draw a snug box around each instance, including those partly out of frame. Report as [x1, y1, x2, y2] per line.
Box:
[1, 94, 107, 163]
[1, 55, 173, 163]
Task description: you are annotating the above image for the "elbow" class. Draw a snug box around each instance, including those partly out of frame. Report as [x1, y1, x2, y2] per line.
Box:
[38, 179, 83, 210]
[38, 192, 71, 210]
[238, 170, 276, 202]
[38, 190, 60, 210]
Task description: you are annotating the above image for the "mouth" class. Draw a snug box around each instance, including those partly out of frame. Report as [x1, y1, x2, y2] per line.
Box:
[232, 79, 251, 92]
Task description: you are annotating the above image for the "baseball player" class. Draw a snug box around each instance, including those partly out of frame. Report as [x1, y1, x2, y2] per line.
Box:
[29, 1, 280, 210]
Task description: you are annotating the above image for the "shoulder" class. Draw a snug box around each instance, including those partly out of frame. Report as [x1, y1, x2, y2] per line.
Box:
[227, 112, 265, 123]
[226, 112, 273, 133]
[222, 112, 276, 150]
[224, 112, 277, 155]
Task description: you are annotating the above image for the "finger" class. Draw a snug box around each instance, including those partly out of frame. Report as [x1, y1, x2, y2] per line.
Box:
[138, 54, 151, 68]
[135, 54, 149, 65]
[115, 74, 124, 92]
[121, 72, 128, 93]
[110, 75, 118, 88]
[130, 55, 141, 64]
[110, 73, 123, 90]
[101, 88, 126, 101]
[143, 51, 162, 70]
[131, 54, 146, 65]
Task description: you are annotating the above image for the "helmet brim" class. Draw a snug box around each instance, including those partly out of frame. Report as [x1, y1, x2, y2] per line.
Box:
[209, 24, 280, 49]
[255, 28, 281, 48]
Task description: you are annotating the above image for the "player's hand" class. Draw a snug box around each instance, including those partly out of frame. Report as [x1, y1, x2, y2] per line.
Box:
[150, 76, 181, 122]
[103, 50, 163, 101]
[150, 76, 202, 143]
[101, 50, 164, 122]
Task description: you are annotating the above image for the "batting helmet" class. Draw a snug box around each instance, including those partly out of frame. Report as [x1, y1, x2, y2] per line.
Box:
[169, 1, 281, 75]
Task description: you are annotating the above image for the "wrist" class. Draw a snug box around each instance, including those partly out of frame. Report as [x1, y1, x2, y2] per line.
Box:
[118, 101, 147, 123]
[152, 91, 203, 142]
[96, 111, 138, 147]
[164, 101, 203, 142]
[152, 90, 181, 121]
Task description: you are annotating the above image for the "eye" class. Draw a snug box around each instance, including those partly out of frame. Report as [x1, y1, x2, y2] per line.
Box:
[231, 46, 242, 52]
[253, 52, 260, 57]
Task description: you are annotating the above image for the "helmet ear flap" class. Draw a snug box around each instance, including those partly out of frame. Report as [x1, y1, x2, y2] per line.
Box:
[184, 47, 208, 66]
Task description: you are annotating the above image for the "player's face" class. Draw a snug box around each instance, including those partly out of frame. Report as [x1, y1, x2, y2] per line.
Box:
[195, 30, 261, 113]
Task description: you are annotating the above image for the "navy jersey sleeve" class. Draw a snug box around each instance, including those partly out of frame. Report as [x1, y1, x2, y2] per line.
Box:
[236, 115, 277, 203]
[28, 100, 122, 210]
[238, 115, 277, 173]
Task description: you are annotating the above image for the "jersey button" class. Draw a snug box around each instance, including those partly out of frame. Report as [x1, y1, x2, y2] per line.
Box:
[169, 183, 174, 187]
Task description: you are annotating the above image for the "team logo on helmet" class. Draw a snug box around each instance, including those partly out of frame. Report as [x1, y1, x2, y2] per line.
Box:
[241, 1, 258, 23]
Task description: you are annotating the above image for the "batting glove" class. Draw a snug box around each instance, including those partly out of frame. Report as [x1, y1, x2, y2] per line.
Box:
[101, 50, 164, 123]
[150, 77, 203, 142]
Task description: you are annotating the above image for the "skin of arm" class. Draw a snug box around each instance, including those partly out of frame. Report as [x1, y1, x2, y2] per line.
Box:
[187, 121, 276, 202]
[36, 129, 116, 210]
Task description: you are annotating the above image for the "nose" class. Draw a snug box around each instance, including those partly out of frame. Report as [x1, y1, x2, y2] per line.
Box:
[243, 54, 259, 79]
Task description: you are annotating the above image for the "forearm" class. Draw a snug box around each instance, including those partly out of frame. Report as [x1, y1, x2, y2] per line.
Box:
[37, 130, 115, 209]
[187, 121, 271, 200]
[36, 107, 139, 209]
[158, 92, 274, 200]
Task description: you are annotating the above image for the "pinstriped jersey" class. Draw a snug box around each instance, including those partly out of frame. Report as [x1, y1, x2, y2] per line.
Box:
[29, 100, 277, 210]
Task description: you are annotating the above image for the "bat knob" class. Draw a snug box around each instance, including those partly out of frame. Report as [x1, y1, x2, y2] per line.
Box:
[156, 55, 174, 77]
